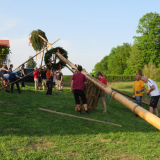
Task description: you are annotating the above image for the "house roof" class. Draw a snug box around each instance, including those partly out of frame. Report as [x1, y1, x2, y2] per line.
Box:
[0, 40, 10, 47]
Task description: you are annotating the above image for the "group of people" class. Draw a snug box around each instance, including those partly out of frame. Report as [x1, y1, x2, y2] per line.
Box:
[133, 74, 160, 117]
[0, 63, 21, 93]
[0, 63, 64, 96]
[32, 65, 63, 95]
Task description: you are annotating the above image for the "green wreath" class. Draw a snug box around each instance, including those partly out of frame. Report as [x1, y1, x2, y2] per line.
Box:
[44, 47, 68, 69]
[30, 29, 47, 51]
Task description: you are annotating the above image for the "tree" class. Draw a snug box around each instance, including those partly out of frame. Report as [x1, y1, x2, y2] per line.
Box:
[107, 43, 131, 74]
[124, 43, 144, 75]
[91, 56, 108, 76]
[26, 56, 37, 68]
[134, 12, 160, 67]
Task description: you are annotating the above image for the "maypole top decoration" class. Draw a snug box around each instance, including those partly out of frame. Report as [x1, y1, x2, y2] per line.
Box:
[29, 29, 47, 51]
[44, 47, 68, 69]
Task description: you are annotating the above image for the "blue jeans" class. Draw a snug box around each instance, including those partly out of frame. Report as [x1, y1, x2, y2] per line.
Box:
[136, 96, 142, 106]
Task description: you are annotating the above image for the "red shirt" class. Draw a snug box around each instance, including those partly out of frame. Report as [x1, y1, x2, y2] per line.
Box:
[98, 77, 107, 91]
[33, 70, 39, 79]
[72, 72, 87, 91]
[46, 70, 52, 79]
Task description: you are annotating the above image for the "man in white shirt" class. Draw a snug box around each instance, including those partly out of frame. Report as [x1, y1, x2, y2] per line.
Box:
[141, 76, 160, 116]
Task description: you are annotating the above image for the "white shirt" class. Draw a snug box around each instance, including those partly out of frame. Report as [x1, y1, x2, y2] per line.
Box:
[3, 74, 9, 79]
[148, 78, 160, 96]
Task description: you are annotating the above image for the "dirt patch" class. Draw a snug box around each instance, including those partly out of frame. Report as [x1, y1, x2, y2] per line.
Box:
[0, 101, 4, 103]
[100, 139, 111, 143]
[105, 153, 143, 160]
[3, 112, 14, 115]
[30, 141, 53, 150]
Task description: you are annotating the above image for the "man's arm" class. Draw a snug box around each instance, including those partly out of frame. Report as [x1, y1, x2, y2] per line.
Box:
[71, 80, 74, 93]
[22, 70, 25, 76]
[147, 85, 155, 95]
[133, 88, 135, 95]
[61, 75, 63, 82]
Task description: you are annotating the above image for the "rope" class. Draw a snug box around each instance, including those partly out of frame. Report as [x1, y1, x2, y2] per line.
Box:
[107, 90, 113, 107]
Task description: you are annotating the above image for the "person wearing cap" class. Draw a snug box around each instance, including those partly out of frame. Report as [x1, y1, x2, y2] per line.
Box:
[8, 71, 21, 93]
[141, 76, 160, 117]
[56, 69, 63, 91]
[71, 65, 89, 115]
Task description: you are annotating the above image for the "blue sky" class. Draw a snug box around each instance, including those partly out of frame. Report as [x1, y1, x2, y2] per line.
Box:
[1, 0, 160, 74]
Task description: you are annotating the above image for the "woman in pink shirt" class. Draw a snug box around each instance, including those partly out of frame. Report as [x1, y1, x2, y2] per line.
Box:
[96, 72, 107, 113]
[33, 67, 39, 90]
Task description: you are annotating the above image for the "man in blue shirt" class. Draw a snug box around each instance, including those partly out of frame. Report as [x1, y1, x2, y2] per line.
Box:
[8, 71, 21, 93]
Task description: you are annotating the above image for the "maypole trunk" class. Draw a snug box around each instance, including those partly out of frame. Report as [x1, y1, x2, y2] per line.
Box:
[38, 35, 160, 130]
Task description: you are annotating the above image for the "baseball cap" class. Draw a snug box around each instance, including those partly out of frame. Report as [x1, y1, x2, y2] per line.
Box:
[8, 71, 11, 74]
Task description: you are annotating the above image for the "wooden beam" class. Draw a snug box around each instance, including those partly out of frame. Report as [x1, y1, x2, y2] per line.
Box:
[38, 108, 122, 127]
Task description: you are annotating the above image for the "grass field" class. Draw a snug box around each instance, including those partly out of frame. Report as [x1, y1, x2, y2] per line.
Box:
[0, 81, 160, 159]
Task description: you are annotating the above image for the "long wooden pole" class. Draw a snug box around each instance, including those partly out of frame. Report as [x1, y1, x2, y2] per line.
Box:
[38, 35, 160, 130]
[12, 38, 60, 72]
[39, 108, 122, 127]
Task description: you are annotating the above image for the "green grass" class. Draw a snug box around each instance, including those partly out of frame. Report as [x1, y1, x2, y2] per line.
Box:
[0, 81, 160, 159]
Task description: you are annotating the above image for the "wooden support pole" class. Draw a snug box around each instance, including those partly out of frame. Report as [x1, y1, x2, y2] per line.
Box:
[38, 36, 160, 130]
[12, 38, 60, 72]
[38, 108, 122, 127]
[65, 64, 75, 74]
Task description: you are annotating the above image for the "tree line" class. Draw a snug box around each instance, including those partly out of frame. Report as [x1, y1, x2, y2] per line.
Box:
[91, 12, 160, 77]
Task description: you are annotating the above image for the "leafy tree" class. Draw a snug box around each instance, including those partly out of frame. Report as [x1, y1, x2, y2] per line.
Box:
[107, 43, 131, 74]
[124, 43, 144, 75]
[134, 12, 160, 67]
[107, 47, 116, 74]
[91, 56, 108, 76]
[26, 56, 37, 68]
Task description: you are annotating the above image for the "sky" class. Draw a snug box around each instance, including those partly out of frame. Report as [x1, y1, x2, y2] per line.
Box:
[1, 0, 160, 74]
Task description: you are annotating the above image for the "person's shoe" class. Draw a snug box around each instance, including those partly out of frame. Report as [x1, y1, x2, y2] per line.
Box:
[86, 112, 90, 115]
[58, 90, 61, 91]
[55, 93, 57, 95]
[135, 114, 139, 117]
[78, 111, 82, 114]
[103, 111, 107, 113]
[5, 90, 9, 92]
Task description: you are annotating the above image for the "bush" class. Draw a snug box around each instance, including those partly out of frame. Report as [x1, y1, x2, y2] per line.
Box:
[143, 62, 160, 81]
[63, 75, 135, 82]
[63, 75, 72, 81]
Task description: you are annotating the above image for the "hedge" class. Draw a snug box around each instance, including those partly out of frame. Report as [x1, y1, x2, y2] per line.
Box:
[63, 75, 135, 81]
[105, 75, 135, 81]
